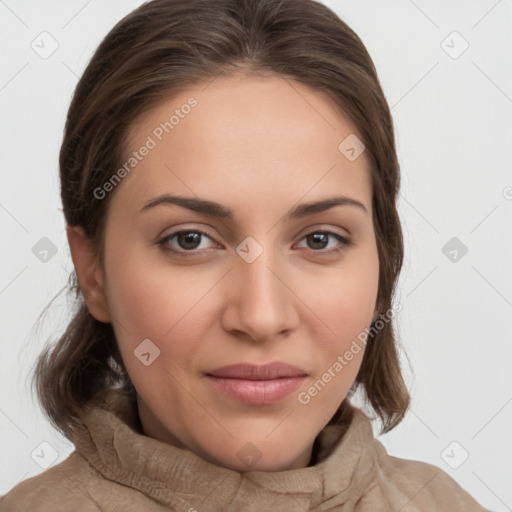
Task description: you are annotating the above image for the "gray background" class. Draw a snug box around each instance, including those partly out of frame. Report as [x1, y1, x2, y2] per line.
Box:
[1, 0, 511, 509]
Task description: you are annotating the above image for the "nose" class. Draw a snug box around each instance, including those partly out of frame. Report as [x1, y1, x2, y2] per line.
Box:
[220, 247, 300, 343]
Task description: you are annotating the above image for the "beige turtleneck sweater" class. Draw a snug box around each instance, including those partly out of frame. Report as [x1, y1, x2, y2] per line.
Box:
[0, 389, 490, 511]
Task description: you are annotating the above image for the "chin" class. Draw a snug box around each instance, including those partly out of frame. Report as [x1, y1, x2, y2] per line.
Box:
[195, 435, 311, 473]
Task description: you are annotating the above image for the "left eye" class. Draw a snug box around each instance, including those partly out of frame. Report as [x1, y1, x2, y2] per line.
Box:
[157, 229, 351, 255]
[296, 231, 351, 253]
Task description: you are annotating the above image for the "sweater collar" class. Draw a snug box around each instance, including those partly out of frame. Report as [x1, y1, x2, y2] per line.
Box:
[72, 388, 378, 510]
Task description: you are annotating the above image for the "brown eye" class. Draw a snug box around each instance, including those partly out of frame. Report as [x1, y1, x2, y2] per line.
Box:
[306, 232, 329, 250]
[158, 230, 216, 255]
[297, 231, 352, 254]
[175, 232, 203, 250]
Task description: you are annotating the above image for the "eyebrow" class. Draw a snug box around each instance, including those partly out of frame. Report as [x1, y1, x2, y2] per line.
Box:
[140, 194, 368, 219]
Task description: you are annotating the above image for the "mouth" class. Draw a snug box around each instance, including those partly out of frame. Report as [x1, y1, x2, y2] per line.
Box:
[204, 362, 308, 405]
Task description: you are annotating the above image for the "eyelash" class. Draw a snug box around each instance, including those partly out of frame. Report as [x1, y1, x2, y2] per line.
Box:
[156, 229, 353, 257]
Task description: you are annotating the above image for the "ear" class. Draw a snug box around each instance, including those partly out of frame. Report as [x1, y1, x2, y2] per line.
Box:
[66, 225, 111, 323]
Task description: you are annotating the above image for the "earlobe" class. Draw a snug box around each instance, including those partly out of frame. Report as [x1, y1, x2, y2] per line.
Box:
[66, 225, 111, 323]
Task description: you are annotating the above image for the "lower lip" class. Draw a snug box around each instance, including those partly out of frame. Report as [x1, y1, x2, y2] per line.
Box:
[205, 375, 306, 405]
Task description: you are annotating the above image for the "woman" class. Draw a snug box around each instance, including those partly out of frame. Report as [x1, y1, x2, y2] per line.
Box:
[0, 0, 490, 509]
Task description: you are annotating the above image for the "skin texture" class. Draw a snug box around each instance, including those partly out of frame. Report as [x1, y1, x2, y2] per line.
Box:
[67, 72, 380, 472]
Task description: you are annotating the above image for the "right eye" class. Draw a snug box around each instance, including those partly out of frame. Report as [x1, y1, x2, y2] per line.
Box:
[157, 229, 219, 256]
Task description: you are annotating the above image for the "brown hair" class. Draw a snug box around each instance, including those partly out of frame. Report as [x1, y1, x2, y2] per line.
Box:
[33, 0, 410, 440]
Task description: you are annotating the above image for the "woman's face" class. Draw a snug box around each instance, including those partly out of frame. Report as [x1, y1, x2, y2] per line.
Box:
[89, 72, 379, 471]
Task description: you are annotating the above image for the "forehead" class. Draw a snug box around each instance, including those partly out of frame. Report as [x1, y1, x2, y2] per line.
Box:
[113, 73, 372, 218]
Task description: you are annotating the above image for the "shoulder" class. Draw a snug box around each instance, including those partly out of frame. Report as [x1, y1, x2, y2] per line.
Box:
[0, 452, 104, 512]
[362, 440, 491, 511]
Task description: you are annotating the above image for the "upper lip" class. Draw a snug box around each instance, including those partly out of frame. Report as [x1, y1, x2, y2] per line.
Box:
[205, 362, 308, 380]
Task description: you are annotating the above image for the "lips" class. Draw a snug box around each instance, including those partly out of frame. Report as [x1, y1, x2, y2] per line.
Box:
[206, 362, 307, 380]
[205, 362, 308, 405]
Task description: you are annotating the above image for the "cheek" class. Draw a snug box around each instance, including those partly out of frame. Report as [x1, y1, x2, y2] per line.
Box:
[301, 246, 378, 415]
[104, 263, 203, 397]
[298, 263, 376, 420]
[104, 247, 203, 335]
[103, 248, 221, 372]
[312, 249, 379, 344]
